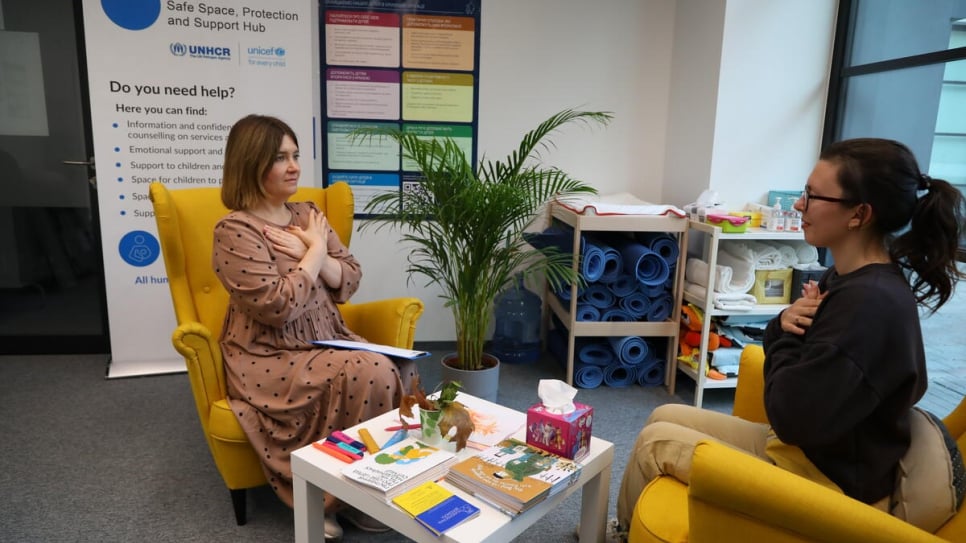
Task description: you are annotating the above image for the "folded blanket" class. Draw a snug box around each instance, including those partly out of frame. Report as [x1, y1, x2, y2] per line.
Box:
[685, 258, 734, 293]
[685, 282, 758, 311]
[729, 240, 784, 270]
[556, 193, 687, 217]
[715, 248, 756, 293]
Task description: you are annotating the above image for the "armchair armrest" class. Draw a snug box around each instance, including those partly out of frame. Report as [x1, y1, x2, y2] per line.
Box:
[732, 345, 768, 423]
[339, 297, 425, 348]
[171, 321, 228, 435]
[688, 440, 944, 543]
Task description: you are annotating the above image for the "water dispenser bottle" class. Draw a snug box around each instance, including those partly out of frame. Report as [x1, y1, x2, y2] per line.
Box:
[489, 275, 542, 363]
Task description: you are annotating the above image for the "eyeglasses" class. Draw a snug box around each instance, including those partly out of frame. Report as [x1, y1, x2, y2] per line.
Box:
[800, 189, 859, 211]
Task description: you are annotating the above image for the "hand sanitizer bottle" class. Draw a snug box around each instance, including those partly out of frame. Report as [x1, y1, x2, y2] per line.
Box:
[768, 198, 785, 232]
[784, 202, 802, 233]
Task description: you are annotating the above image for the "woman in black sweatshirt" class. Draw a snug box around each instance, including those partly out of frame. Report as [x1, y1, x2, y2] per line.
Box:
[618, 138, 965, 533]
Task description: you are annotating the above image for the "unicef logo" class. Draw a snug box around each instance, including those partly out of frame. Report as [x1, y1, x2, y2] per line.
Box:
[274, 47, 286, 57]
[170, 42, 187, 56]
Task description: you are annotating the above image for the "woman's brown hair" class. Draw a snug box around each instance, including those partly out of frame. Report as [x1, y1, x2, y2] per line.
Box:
[221, 114, 299, 210]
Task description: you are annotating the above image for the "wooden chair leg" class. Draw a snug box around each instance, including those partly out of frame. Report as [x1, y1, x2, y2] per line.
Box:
[231, 488, 247, 525]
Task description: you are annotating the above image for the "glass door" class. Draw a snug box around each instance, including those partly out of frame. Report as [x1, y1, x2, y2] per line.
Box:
[0, 0, 108, 354]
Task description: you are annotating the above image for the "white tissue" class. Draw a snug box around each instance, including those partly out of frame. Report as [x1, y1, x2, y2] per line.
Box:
[538, 379, 577, 415]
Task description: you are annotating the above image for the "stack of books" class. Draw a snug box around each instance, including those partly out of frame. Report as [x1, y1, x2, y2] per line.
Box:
[444, 438, 582, 516]
[392, 480, 480, 536]
[341, 437, 458, 501]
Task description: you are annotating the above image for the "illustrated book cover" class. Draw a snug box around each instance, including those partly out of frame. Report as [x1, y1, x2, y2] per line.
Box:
[341, 437, 457, 500]
[444, 437, 582, 515]
[392, 480, 480, 535]
[452, 392, 527, 449]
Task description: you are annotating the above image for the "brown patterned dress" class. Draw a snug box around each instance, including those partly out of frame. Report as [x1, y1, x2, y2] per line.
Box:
[212, 201, 417, 506]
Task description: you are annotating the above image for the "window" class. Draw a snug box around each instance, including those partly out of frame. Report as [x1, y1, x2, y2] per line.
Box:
[825, 0, 966, 188]
[825, 0, 966, 255]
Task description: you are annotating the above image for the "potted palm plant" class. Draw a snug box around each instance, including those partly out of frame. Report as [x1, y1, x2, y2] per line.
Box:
[355, 109, 613, 401]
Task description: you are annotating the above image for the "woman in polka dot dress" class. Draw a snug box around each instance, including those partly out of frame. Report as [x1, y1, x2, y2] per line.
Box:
[212, 114, 417, 534]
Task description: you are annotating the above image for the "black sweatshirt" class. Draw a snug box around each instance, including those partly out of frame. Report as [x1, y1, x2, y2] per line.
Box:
[763, 263, 926, 503]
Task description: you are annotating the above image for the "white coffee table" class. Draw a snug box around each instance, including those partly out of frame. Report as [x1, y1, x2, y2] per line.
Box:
[292, 402, 614, 543]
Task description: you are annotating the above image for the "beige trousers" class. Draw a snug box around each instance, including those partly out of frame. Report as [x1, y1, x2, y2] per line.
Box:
[616, 403, 772, 527]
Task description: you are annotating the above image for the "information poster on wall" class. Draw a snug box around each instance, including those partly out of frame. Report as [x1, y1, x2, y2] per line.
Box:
[320, 0, 481, 216]
[81, 0, 315, 377]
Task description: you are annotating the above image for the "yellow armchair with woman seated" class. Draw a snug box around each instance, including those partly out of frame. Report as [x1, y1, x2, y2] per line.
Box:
[628, 345, 966, 543]
[149, 181, 424, 525]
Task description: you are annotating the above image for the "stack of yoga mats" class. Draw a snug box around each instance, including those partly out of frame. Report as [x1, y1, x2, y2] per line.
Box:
[535, 224, 681, 389]
[547, 320, 667, 389]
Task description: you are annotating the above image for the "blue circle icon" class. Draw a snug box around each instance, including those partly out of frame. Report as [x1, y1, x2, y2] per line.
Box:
[101, 0, 161, 31]
[119, 230, 160, 267]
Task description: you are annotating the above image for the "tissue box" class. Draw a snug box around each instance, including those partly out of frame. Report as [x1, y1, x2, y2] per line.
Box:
[752, 268, 793, 304]
[526, 402, 593, 461]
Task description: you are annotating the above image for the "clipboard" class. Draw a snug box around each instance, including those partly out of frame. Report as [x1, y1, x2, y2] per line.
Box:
[311, 339, 431, 360]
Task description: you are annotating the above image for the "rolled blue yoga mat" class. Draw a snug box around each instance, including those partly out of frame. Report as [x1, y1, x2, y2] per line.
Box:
[600, 308, 634, 322]
[606, 274, 639, 297]
[619, 292, 651, 319]
[556, 285, 585, 301]
[608, 335, 649, 366]
[615, 239, 670, 287]
[576, 304, 601, 321]
[646, 293, 673, 322]
[640, 232, 680, 263]
[581, 238, 607, 283]
[640, 282, 667, 298]
[636, 360, 666, 386]
[574, 363, 605, 389]
[586, 237, 622, 283]
[603, 363, 636, 387]
[576, 339, 615, 366]
[581, 284, 615, 309]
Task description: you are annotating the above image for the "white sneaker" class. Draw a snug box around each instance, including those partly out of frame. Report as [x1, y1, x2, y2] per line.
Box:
[324, 513, 343, 541]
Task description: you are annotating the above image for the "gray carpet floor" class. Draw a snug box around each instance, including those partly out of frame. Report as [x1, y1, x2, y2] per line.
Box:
[2, 278, 963, 543]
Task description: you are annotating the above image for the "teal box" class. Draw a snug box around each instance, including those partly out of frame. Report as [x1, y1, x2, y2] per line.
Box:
[768, 190, 801, 207]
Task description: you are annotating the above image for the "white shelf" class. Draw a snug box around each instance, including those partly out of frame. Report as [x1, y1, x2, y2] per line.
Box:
[676, 219, 804, 407]
[546, 204, 689, 388]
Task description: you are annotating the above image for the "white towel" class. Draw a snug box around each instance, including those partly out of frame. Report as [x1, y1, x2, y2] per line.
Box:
[738, 240, 784, 269]
[685, 258, 733, 293]
[716, 248, 756, 293]
[685, 282, 758, 311]
[772, 243, 799, 267]
[788, 240, 819, 265]
[555, 193, 687, 217]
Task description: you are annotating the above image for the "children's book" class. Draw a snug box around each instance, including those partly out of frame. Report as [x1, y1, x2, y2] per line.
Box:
[452, 392, 527, 449]
[392, 480, 480, 536]
[341, 437, 457, 501]
[444, 438, 582, 515]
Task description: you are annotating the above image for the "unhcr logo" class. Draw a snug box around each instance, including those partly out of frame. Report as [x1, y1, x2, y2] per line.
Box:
[169, 42, 231, 61]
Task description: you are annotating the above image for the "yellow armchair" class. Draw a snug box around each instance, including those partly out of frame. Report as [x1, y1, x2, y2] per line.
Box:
[149, 181, 424, 525]
[630, 345, 966, 542]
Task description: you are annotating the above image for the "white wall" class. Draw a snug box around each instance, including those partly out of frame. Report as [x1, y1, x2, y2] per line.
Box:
[351, 0, 838, 342]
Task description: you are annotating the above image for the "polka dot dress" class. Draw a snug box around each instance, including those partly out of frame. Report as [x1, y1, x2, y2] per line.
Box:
[212, 202, 418, 507]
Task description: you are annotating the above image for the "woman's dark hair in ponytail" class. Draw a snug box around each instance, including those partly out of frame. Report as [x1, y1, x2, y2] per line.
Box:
[821, 138, 965, 312]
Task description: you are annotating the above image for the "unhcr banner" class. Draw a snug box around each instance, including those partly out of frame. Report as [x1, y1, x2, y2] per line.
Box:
[81, 0, 316, 377]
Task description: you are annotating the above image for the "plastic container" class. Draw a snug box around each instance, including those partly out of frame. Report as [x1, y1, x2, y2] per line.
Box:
[489, 276, 542, 363]
[706, 213, 750, 233]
